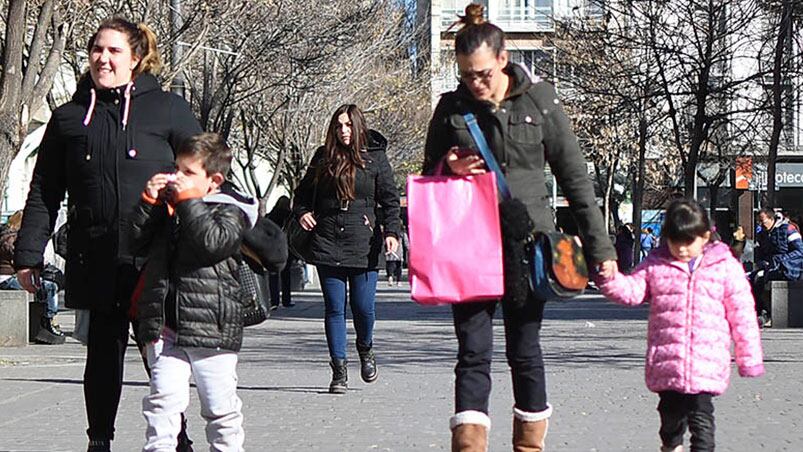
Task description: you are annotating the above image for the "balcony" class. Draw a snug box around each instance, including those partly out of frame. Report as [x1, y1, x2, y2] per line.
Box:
[439, 1, 554, 33]
[495, 1, 554, 32]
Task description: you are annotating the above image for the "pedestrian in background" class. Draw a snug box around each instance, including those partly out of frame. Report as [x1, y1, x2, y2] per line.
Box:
[293, 104, 400, 394]
[266, 195, 295, 308]
[598, 199, 764, 452]
[422, 4, 617, 449]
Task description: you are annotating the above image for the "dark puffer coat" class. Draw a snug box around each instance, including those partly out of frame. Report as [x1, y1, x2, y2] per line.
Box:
[292, 130, 401, 269]
[131, 184, 258, 352]
[423, 63, 616, 266]
[14, 73, 202, 309]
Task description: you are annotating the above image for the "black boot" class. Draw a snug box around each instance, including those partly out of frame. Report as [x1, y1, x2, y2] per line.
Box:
[87, 439, 111, 452]
[176, 413, 194, 452]
[35, 316, 65, 345]
[358, 347, 378, 383]
[329, 359, 348, 394]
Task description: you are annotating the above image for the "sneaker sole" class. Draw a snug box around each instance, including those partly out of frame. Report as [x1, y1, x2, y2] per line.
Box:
[34, 331, 66, 345]
[329, 385, 347, 394]
[362, 371, 378, 384]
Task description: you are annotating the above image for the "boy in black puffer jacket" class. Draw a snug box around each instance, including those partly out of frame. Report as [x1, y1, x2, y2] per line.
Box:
[130, 133, 258, 452]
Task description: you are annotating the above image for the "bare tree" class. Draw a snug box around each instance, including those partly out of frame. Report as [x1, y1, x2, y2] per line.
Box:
[0, 0, 67, 196]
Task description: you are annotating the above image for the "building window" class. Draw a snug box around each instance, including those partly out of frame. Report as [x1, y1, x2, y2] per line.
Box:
[509, 48, 555, 81]
[498, 0, 553, 30]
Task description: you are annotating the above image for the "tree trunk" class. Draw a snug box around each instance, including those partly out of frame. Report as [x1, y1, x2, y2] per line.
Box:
[632, 116, 648, 264]
[766, 0, 792, 209]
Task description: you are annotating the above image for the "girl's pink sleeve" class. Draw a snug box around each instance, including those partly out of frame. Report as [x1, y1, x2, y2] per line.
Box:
[722, 257, 765, 377]
[597, 262, 649, 306]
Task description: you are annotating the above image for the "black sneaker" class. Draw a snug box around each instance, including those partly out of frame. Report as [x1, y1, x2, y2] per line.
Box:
[176, 413, 194, 452]
[329, 359, 348, 394]
[35, 317, 66, 345]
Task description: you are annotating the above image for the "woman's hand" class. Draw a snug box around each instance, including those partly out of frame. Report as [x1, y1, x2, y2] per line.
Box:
[299, 212, 317, 231]
[15, 268, 40, 294]
[144, 173, 172, 200]
[597, 260, 618, 279]
[446, 147, 487, 176]
[385, 236, 399, 254]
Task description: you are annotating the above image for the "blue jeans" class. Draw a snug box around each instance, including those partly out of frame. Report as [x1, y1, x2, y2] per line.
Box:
[317, 266, 378, 360]
[0, 275, 59, 318]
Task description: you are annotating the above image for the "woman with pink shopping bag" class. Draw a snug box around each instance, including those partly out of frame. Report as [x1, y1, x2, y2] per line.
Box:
[417, 4, 617, 451]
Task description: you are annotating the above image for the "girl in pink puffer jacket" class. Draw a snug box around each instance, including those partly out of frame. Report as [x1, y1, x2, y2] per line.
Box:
[598, 200, 764, 452]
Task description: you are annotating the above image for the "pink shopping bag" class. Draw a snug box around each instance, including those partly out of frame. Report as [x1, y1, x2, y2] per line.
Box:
[406, 171, 504, 304]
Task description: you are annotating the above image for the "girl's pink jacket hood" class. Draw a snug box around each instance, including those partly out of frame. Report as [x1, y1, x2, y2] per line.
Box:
[599, 241, 764, 395]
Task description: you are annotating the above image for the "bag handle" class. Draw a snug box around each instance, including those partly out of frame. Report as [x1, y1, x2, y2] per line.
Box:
[463, 113, 512, 200]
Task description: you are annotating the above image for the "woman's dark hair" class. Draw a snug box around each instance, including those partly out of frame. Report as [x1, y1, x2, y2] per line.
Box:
[319, 104, 368, 201]
[661, 199, 711, 244]
[88, 17, 162, 75]
[454, 4, 505, 56]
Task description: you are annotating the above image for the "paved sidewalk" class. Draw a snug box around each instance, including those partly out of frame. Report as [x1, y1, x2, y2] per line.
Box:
[1, 282, 801, 451]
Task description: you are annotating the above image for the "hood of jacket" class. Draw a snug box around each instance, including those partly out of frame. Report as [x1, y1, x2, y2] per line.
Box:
[72, 72, 162, 104]
[203, 181, 260, 228]
[366, 129, 387, 153]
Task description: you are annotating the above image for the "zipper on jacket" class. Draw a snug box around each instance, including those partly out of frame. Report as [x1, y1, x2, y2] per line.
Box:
[684, 268, 695, 393]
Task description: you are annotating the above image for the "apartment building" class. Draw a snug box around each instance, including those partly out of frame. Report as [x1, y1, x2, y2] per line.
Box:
[417, 0, 604, 107]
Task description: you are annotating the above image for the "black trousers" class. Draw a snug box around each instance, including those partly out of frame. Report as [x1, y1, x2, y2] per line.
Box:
[658, 391, 715, 451]
[269, 267, 292, 306]
[84, 265, 138, 441]
[452, 297, 547, 414]
[386, 261, 402, 280]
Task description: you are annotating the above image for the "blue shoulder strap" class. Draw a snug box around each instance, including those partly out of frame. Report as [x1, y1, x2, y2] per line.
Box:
[463, 113, 512, 199]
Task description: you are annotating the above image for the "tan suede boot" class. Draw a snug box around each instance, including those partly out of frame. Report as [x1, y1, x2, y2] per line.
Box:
[512, 418, 548, 452]
[450, 411, 491, 452]
[451, 423, 488, 452]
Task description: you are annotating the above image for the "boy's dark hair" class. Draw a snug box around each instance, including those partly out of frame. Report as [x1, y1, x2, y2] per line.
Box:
[177, 132, 232, 176]
[454, 4, 505, 56]
[662, 199, 711, 244]
[757, 207, 775, 218]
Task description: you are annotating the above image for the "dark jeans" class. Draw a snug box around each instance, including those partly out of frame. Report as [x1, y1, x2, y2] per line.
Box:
[386, 261, 402, 280]
[269, 266, 292, 306]
[452, 297, 547, 414]
[84, 264, 138, 441]
[317, 265, 378, 360]
[658, 391, 715, 451]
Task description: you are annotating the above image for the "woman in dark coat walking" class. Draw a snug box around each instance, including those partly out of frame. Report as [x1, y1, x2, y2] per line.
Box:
[13, 18, 201, 451]
[293, 104, 401, 394]
[422, 5, 617, 450]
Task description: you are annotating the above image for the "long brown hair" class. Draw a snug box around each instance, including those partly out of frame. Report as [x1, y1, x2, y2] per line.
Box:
[318, 104, 368, 201]
[88, 17, 162, 76]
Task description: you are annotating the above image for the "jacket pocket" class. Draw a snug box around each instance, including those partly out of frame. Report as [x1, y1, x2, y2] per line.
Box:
[508, 113, 543, 145]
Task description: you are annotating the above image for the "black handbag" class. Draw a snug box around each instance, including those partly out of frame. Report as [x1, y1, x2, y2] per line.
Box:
[238, 247, 271, 327]
[285, 181, 317, 262]
[285, 218, 314, 262]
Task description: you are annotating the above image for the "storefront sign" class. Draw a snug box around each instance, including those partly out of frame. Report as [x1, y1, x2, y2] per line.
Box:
[750, 163, 803, 190]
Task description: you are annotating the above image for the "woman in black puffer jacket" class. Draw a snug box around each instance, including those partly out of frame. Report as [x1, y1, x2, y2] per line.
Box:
[13, 18, 201, 450]
[293, 104, 401, 394]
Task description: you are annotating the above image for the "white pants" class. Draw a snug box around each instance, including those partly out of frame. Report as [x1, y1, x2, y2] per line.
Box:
[142, 328, 244, 452]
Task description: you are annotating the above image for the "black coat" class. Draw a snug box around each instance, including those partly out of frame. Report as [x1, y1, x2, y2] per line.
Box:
[423, 63, 616, 265]
[14, 73, 202, 309]
[293, 130, 401, 269]
[131, 188, 256, 352]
